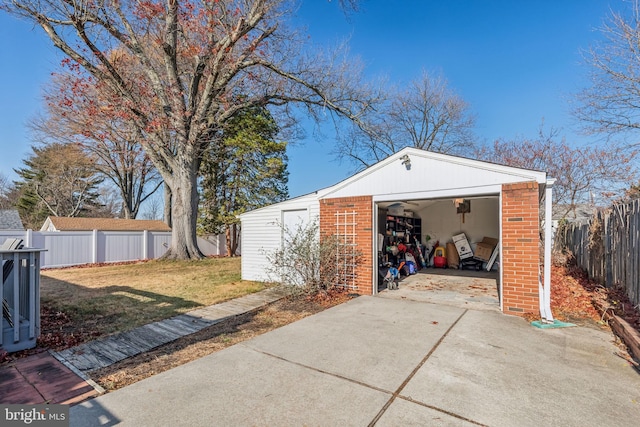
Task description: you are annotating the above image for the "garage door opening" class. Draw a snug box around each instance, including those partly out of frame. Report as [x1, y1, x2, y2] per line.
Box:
[375, 196, 501, 310]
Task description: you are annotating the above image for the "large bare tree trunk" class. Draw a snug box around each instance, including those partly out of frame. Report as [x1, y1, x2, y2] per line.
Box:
[162, 164, 203, 260]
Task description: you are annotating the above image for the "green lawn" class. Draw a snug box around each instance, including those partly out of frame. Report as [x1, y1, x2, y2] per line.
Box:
[40, 257, 269, 336]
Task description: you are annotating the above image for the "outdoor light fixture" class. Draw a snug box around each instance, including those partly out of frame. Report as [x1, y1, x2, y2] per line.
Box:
[400, 154, 411, 168]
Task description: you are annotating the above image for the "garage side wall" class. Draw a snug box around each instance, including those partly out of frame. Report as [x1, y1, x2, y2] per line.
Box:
[501, 182, 540, 315]
[240, 197, 320, 282]
[320, 196, 373, 295]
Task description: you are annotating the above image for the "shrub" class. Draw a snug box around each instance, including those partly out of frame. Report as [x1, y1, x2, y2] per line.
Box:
[265, 220, 359, 295]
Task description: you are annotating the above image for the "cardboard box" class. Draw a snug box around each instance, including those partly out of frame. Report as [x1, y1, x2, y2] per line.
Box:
[474, 237, 498, 262]
[446, 242, 460, 269]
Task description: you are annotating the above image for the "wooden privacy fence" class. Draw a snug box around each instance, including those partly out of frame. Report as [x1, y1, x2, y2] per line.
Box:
[556, 199, 640, 308]
[0, 230, 234, 269]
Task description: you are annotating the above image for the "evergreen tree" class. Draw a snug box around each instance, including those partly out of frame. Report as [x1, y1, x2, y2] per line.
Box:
[199, 106, 288, 256]
[14, 143, 105, 229]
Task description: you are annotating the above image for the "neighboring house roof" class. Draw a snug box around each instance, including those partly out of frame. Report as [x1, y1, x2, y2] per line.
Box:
[0, 210, 25, 230]
[41, 216, 170, 232]
[552, 204, 595, 222]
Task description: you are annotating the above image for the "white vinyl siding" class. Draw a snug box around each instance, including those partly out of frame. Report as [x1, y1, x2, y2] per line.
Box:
[240, 195, 320, 282]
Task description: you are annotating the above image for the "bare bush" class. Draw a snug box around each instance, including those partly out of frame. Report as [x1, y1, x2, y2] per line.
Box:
[265, 220, 359, 295]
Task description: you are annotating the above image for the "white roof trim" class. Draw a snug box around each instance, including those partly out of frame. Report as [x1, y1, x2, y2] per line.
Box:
[321, 147, 547, 199]
[237, 188, 329, 218]
[240, 147, 549, 218]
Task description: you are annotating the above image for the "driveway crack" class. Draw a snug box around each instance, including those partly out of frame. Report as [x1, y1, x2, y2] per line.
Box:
[246, 345, 394, 396]
[368, 309, 472, 426]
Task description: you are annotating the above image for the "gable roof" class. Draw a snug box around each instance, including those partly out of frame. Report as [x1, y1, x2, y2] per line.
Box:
[0, 210, 24, 230]
[41, 217, 170, 232]
[322, 147, 548, 200]
[239, 147, 551, 218]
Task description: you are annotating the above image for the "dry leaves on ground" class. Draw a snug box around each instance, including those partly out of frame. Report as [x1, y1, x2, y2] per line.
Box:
[550, 261, 640, 333]
[0, 302, 102, 365]
[550, 264, 603, 325]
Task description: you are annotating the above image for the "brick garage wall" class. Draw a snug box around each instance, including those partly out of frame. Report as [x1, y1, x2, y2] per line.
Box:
[501, 182, 540, 316]
[319, 196, 373, 295]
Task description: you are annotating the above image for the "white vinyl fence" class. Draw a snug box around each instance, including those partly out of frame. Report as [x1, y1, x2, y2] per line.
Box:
[0, 230, 234, 268]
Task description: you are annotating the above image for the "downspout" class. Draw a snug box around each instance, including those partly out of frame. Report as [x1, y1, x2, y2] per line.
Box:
[539, 178, 556, 322]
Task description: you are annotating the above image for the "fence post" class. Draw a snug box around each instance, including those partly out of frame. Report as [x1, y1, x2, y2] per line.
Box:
[92, 229, 98, 264]
[25, 229, 33, 247]
[143, 230, 149, 260]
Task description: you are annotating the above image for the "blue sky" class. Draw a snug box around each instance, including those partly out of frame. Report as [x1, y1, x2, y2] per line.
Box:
[0, 0, 616, 203]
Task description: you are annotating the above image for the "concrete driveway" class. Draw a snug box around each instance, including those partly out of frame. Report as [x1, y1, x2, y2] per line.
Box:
[70, 296, 640, 426]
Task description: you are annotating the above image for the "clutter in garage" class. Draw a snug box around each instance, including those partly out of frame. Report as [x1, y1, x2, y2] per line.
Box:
[378, 207, 499, 290]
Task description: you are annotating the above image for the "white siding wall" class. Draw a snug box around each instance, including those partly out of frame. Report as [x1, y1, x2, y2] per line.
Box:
[240, 194, 320, 282]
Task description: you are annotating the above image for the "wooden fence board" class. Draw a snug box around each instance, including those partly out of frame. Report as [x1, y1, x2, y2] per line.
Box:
[557, 199, 640, 308]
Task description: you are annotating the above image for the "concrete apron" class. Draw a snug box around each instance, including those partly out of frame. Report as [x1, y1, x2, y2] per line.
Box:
[379, 270, 500, 312]
[70, 296, 640, 427]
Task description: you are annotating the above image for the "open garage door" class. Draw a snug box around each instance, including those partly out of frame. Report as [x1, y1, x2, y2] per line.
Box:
[375, 196, 501, 311]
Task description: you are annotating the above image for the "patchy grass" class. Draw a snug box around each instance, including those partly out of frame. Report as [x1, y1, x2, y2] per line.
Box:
[39, 257, 269, 337]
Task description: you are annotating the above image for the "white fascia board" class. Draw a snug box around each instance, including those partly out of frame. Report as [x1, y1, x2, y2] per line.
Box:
[372, 184, 503, 203]
[238, 191, 325, 219]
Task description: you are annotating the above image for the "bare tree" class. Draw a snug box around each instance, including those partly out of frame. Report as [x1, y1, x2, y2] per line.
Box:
[30, 73, 162, 219]
[0, 172, 14, 209]
[141, 194, 163, 221]
[478, 126, 639, 219]
[336, 70, 476, 169]
[575, 0, 640, 141]
[1, 0, 379, 259]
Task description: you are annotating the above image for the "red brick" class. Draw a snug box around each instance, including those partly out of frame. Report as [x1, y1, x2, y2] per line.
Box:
[501, 181, 540, 317]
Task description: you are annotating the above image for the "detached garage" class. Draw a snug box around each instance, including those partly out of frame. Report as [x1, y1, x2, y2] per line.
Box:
[240, 147, 555, 319]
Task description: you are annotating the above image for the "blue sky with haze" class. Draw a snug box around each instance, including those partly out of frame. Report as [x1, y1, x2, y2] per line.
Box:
[0, 1, 617, 204]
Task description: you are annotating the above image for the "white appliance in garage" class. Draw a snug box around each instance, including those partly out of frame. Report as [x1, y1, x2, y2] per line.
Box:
[452, 233, 473, 260]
